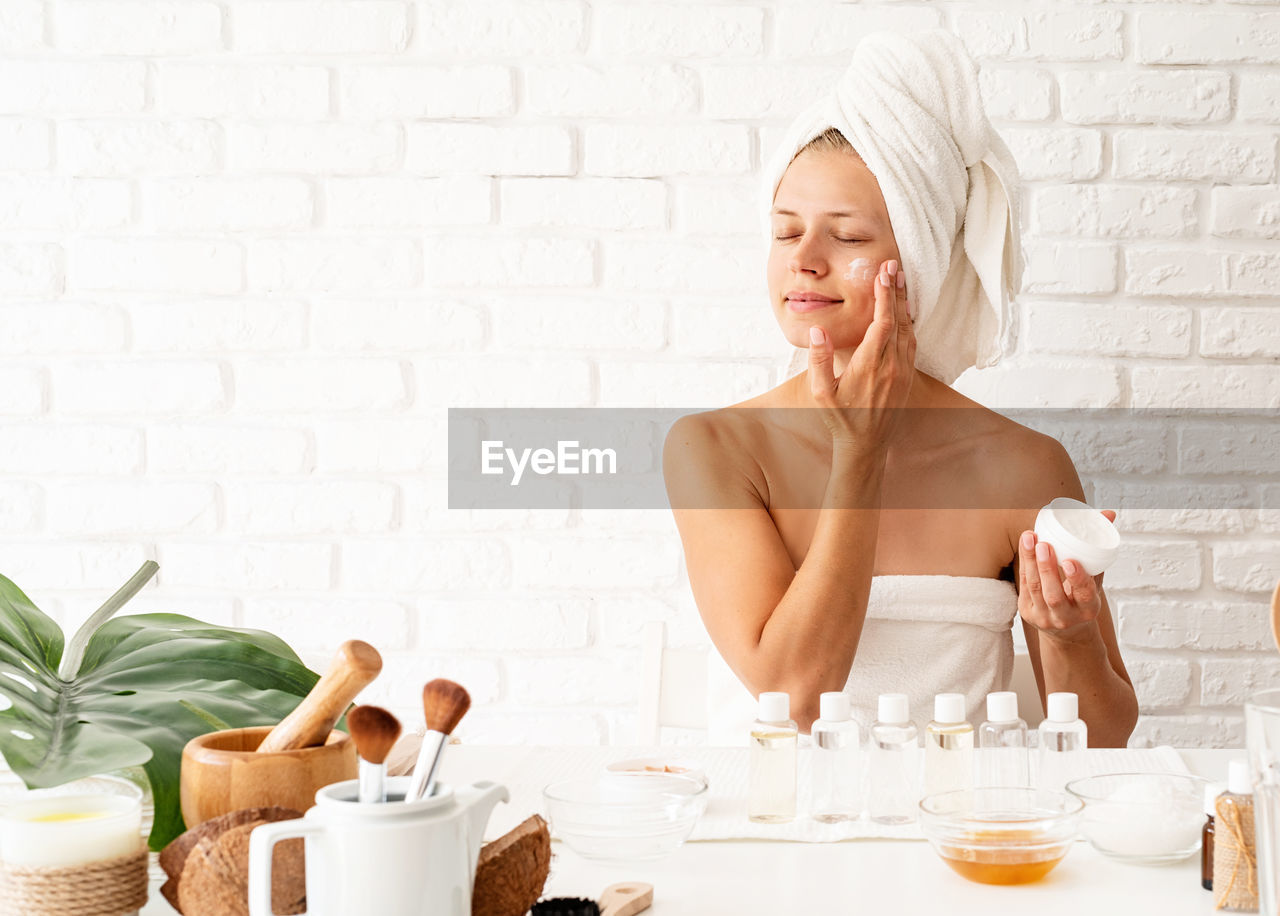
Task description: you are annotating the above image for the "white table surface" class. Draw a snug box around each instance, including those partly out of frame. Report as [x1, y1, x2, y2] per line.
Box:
[141, 746, 1237, 915]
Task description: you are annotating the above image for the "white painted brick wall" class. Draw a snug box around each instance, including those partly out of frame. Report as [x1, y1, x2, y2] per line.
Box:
[1, 1, 1277, 746]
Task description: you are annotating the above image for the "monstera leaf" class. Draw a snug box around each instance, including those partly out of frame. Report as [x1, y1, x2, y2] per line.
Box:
[0, 563, 320, 849]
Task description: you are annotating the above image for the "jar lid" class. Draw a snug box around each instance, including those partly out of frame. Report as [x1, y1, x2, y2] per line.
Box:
[1033, 497, 1120, 577]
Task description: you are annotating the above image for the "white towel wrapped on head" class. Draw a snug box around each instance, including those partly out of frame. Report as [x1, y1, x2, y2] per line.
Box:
[762, 29, 1023, 385]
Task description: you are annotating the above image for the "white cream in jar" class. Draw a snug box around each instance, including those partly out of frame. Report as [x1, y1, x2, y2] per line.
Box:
[1033, 497, 1120, 576]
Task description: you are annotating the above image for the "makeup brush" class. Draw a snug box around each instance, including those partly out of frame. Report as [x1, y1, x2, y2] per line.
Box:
[407, 678, 471, 802]
[257, 639, 383, 753]
[531, 882, 653, 916]
[347, 705, 402, 804]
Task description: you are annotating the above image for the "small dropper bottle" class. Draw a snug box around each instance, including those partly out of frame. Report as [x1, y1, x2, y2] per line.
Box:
[811, 691, 861, 823]
[748, 691, 797, 823]
[1202, 781, 1224, 892]
[1037, 692, 1087, 793]
[868, 693, 920, 825]
[1213, 759, 1258, 912]
[977, 691, 1029, 788]
[924, 693, 973, 797]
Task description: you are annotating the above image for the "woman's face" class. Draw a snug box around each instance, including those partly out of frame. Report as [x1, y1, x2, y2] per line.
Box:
[767, 148, 905, 351]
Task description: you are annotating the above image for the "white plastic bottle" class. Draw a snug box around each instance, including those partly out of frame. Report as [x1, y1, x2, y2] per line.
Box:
[1037, 692, 1087, 793]
[748, 691, 797, 823]
[868, 693, 920, 825]
[977, 691, 1029, 788]
[924, 693, 974, 797]
[811, 692, 861, 823]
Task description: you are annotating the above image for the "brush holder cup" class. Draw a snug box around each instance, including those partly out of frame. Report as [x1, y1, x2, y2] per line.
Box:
[248, 776, 508, 916]
[180, 726, 357, 829]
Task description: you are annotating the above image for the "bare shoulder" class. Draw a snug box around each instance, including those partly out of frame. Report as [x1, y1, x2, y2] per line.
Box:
[662, 409, 762, 509]
[989, 416, 1082, 506]
[928, 383, 1083, 506]
[662, 383, 789, 508]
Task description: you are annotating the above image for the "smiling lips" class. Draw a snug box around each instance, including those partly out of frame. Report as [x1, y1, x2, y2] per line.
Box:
[785, 290, 841, 313]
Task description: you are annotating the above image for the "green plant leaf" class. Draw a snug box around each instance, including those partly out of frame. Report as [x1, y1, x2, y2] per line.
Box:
[0, 572, 320, 849]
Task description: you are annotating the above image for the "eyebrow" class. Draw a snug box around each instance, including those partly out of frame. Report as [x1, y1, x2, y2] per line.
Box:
[771, 207, 878, 221]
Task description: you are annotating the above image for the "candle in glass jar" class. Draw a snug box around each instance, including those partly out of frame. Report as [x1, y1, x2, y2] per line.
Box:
[1, 794, 142, 867]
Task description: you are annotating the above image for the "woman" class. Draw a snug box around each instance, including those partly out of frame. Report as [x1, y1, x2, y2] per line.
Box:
[663, 31, 1138, 745]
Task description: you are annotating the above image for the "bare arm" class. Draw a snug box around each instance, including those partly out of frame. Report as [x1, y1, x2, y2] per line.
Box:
[664, 258, 915, 731]
[1012, 442, 1138, 747]
[665, 423, 887, 731]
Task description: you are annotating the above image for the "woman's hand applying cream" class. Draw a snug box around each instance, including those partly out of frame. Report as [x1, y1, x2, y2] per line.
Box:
[806, 258, 916, 455]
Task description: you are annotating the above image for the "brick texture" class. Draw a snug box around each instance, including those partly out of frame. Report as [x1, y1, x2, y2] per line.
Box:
[1, 3, 1273, 749]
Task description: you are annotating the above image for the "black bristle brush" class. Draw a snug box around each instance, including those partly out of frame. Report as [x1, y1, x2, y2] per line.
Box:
[533, 882, 653, 916]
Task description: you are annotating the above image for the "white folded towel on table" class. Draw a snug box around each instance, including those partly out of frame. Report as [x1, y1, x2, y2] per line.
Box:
[763, 29, 1024, 385]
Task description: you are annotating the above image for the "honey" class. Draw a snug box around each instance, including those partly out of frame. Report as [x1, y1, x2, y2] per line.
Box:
[938, 829, 1067, 885]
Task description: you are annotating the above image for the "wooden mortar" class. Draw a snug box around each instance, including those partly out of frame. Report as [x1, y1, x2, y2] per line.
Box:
[180, 726, 356, 829]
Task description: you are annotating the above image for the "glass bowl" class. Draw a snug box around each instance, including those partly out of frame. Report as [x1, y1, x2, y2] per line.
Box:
[603, 757, 709, 792]
[919, 788, 1083, 885]
[1066, 773, 1209, 864]
[542, 774, 707, 863]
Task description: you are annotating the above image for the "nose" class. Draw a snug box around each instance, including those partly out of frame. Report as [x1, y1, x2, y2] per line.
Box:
[786, 232, 828, 277]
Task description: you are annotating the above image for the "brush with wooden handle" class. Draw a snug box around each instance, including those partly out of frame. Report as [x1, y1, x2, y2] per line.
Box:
[407, 679, 470, 802]
[256, 640, 383, 754]
[598, 883, 653, 916]
[530, 882, 653, 916]
[348, 705, 401, 804]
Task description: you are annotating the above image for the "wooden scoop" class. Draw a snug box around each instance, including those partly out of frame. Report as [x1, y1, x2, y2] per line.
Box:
[257, 640, 382, 753]
[598, 882, 653, 916]
[1271, 579, 1280, 656]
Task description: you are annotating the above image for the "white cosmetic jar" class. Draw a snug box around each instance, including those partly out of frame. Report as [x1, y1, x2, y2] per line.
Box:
[1033, 497, 1120, 576]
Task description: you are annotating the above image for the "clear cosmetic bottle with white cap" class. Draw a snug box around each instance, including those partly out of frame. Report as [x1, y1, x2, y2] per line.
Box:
[748, 691, 797, 823]
[925, 693, 974, 797]
[811, 691, 861, 823]
[1037, 691, 1087, 793]
[869, 693, 919, 825]
[977, 691, 1029, 788]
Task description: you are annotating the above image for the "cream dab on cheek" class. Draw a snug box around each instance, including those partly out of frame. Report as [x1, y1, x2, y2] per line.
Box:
[843, 257, 877, 282]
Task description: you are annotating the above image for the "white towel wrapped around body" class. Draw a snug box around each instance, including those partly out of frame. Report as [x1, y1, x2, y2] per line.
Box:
[762, 29, 1023, 385]
[706, 574, 1018, 742]
[842, 574, 1017, 733]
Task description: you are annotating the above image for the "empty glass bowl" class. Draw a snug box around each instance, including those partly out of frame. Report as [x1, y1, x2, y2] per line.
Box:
[542, 774, 707, 863]
[1066, 773, 1209, 864]
[919, 788, 1083, 885]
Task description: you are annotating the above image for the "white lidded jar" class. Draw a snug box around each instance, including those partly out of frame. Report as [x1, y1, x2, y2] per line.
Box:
[811, 692, 861, 823]
[977, 691, 1029, 788]
[868, 693, 919, 825]
[1034, 497, 1120, 576]
[748, 691, 797, 823]
[1037, 692, 1087, 793]
[924, 692, 974, 798]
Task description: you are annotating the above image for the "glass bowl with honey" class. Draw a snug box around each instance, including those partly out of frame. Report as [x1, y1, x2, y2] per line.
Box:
[919, 788, 1083, 885]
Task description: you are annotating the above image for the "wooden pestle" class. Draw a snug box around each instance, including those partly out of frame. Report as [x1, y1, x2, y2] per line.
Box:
[257, 640, 383, 753]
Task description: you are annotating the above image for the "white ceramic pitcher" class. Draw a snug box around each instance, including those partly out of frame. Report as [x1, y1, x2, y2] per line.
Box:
[248, 776, 508, 916]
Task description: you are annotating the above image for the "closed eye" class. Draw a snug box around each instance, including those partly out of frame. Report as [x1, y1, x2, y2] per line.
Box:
[772, 234, 868, 243]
